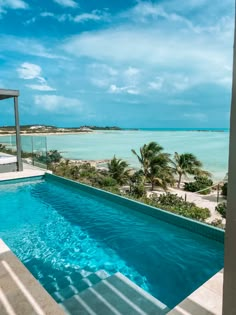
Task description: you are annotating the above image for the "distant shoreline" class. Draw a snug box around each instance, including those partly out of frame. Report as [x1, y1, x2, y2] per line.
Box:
[0, 129, 228, 136]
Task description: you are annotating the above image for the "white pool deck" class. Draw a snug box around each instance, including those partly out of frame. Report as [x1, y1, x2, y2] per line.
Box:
[167, 271, 223, 315]
[0, 162, 50, 181]
[0, 166, 224, 314]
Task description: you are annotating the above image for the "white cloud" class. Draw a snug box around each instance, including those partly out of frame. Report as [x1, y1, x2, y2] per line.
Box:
[148, 74, 192, 93]
[62, 20, 232, 91]
[17, 62, 42, 79]
[17, 62, 56, 91]
[126, 88, 139, 95]
[26, 84, 56, 91]
[120, 1, 200, 33]
[123, 67, 140, 86]
[88, 63, 118, 76]
[148, 77, 163, 91]
[40, 12, 55, 17]
[0, 0, 28, 9]
[0, 35, 67, 59]
[108, 84, 139, 95]
[172, 75, 190, 91]
[34, 95, 82, 113]
[53, 0, 78, 8]
[88, 63, 118, 88]
[90, 78, 109, 88]
[63, 26, 231, 67]
[39, 9, 109, 24]
[124, 67, 140, 77]
[74, 12, 103, 23]
[109, 84, 126, 94]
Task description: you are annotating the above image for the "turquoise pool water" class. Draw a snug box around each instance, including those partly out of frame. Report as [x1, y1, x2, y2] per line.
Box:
[0, 178, 224, 308]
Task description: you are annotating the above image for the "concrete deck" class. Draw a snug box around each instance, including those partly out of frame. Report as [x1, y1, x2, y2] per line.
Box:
[168, 270, 223, 315]
[0, 163, 49, 181]
[0, 240, 65, 315]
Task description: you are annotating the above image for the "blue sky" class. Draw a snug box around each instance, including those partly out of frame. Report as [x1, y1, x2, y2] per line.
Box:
[0, 0, 234, 128]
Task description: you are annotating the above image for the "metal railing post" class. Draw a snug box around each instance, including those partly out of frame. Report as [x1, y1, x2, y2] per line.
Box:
[14, 96, 23, 171]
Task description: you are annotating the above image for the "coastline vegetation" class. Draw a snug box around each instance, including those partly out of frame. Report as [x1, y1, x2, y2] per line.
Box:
[50, 141, 216, 223]
[184, 176, 213, 194]
[0, 140, 226, 225]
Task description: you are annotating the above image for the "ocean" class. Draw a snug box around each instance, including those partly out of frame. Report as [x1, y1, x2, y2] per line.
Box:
[45, 130, 229, 181]
[0, 130, 229, 181]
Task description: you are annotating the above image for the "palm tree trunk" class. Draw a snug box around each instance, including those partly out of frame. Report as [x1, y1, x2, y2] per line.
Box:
[151, 179, 155, 191]
[177, 173, 182, 189]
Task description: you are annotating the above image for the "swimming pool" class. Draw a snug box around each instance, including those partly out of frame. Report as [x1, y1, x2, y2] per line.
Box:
[0, 176, 224, 308]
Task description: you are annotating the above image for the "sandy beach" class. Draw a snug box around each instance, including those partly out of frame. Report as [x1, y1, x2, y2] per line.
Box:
[0, 131, 94, 136]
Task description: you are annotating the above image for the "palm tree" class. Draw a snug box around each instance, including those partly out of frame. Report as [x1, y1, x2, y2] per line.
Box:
[132, 142, 174, 190]
[107, 156, 130, 185]
[131, 142, 164, 178]
[171, 152, 210, 189]
[148, 153, 174, 190]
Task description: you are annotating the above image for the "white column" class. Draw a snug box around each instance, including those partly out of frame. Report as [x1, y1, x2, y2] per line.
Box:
[223, 5, 236, 314]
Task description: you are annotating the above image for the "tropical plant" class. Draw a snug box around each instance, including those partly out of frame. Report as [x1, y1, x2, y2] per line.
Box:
[149, 193, 210, 221]
[107, 156, 130, 185]
[132, 142, 173, 190]
[129, 183, 146, 198]
[184, 175, 213, 194]
[51, 160, 79, 179]
[37, 150, 62, 165]
[170, 152, 210, 188]
[216, 202, 227, 218]
[129, 170, 144, 185]
[95, 175, 118, 188]
[221, 182, 227, 197]
[147, 153, 174, 190]
[131, 142, 164, 178]
[210, 219, 224, 229]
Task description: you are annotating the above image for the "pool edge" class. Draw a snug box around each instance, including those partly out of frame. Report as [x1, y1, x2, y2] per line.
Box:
[45, 173, 225, 243]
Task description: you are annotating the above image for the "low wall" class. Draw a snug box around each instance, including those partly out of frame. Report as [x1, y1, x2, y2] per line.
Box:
[45, 173, 224, 243]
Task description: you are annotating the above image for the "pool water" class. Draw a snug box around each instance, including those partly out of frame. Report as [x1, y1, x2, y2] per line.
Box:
[0, 179, 224, 308]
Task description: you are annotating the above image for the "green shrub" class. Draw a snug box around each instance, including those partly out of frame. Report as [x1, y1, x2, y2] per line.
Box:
[96, 176, 118, 187]
[52, 161, 79, 180]
[37, 150, 62, 165]
[221, 182, 227, 197]
[129, 183, 146, 198]
[102, 186, 121, 194]
[153, 193, 184, 207]
[184, 176, 213, 194]
[210, 219, 224, 229]
[148, 193, 210, 221]
[216, 202, 227, 218]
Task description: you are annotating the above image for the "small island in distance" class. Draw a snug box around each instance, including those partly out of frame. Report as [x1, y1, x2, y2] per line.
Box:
[0, 125, 123, 135]
[0, 125, 227, 135]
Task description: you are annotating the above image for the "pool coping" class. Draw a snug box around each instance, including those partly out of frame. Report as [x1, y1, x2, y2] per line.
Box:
[0, 239, 65, 315]
[167, 270, 223, 315]
[44, 173, 225, 243]
[0, 175, 44, 185]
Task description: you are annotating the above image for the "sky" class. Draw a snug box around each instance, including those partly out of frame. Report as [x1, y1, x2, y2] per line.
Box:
[0, 0, 234, 128]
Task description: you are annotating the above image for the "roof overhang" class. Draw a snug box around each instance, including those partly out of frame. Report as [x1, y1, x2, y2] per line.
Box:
[0, 89, 19, 100]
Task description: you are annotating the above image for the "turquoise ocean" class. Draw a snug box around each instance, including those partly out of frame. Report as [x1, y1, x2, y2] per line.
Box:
[44, 129, 229, 181]
[0, 129, 229, 181]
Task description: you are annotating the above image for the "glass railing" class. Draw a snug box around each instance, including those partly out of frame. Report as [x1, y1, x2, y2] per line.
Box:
[0, 135, 48, 169]
[21, 135, 47, 169]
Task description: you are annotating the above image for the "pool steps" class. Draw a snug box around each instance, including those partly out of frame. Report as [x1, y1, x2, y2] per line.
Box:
[27, 260, 169, 314]
[61, 272, 169, 315]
